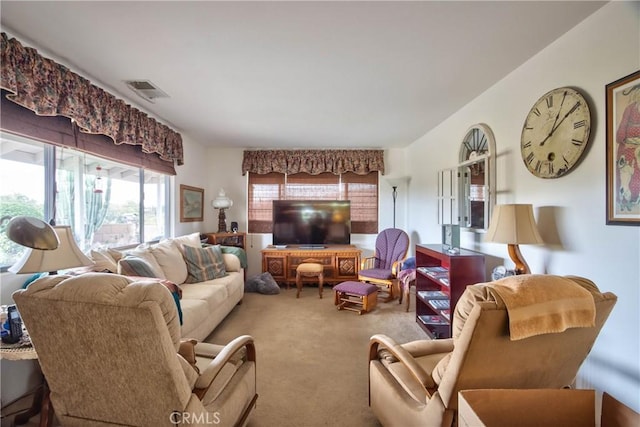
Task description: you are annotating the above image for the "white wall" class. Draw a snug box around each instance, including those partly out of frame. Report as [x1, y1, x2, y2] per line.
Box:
[405, 1, 640, 410]
[204, 147, 395, 276]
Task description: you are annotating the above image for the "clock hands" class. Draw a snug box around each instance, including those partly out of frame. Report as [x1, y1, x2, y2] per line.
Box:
[540, 99, 580, 147]
[542, 91, 567, 145]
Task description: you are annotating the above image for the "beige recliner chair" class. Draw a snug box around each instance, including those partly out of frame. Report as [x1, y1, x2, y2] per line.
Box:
[368, 274, 617, 427]
[14, 272, 257, 427]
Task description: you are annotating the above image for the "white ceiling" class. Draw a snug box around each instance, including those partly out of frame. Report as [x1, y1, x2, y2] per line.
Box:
[0, 1, 607, 149]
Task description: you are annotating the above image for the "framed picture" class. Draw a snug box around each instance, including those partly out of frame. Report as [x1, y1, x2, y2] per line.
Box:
[441, 224, 460, 253]
[179, 184, 204, 222]
[606, 70, 640, 225]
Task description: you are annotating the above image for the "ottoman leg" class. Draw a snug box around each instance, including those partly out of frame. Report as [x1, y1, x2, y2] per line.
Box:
[296, 272, 302, 298]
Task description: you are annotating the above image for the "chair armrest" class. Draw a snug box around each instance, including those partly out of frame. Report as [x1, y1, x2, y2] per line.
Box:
[401, 338, 454, 357]
[392, 256, 415, 277]
[361, 256, 376, 270]
[369, 334, 432, 393]
[194, 335, 256, 391]
[391, 260, 402, 277]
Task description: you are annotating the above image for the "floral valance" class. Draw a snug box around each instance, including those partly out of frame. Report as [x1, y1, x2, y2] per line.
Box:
[0, 32, 183, 166]
[242, 149, 385, 176]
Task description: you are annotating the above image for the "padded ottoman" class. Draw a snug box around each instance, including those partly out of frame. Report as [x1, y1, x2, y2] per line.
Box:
[333, 281, 378, 315]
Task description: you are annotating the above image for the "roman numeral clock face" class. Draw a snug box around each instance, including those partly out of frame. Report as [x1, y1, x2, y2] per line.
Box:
[521, 87, 591, 178]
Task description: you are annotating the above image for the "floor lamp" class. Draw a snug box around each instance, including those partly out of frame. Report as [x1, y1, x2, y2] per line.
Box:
[386, 177, 409, 229]
[392, 186, 398, 228]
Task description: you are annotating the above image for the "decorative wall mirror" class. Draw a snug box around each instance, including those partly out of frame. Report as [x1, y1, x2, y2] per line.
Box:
[458, 123, 496, 230]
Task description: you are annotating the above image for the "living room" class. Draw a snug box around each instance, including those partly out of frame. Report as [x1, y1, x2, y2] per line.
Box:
[0, 0, 638, 424]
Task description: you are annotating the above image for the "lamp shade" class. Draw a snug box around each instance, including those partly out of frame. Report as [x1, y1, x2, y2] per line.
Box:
[5, 216, 59, 250]
[485, 204, 543, 244]
[9, 226, 94, 274]
[212, 189, 233, 209]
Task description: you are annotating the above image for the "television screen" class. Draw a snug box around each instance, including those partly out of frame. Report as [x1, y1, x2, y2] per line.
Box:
[272, 200, 351, 246]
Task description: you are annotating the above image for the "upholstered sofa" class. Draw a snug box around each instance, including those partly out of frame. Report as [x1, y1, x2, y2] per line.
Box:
[87, 232, 245, 341]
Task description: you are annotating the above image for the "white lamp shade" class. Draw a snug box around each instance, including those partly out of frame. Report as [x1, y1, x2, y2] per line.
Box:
[9, 226, 94, 274]
[212, 188, 233, 209]
[484, 204, 544, 245]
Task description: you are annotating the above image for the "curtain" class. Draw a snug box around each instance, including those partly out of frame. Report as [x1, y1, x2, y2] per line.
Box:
[242, 149, 385, 176]
[1, 92, 176, 175]
[0, 32, 183, 167]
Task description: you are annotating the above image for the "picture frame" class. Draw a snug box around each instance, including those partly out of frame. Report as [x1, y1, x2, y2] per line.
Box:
[179, 184, 204, 222]
[606, 70, 640, 225]
[441, 224, 460, 253]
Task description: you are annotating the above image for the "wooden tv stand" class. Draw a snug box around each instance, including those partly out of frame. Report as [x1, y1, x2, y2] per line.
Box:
[261, 245, 362, 287]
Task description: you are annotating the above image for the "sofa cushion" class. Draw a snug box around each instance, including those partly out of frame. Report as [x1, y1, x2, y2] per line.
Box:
[181, 282, 229, 309]
[180, 244, 227, 283]
[150, 240, 189, 285]
[179, 298, 210, 338]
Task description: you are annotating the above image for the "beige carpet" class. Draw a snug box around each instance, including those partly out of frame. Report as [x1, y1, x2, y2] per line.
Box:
[204, 285, 425, 427]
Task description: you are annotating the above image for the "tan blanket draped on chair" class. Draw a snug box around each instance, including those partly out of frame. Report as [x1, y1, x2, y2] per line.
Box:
[487, 274, 596, 340]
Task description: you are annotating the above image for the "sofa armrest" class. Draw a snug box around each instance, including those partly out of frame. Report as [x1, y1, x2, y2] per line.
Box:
[222, 253, 242, 272]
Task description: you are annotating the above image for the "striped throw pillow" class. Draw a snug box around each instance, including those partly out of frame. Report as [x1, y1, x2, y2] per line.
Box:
[117, 255, 160, 278]
[180, 244, 227, 283]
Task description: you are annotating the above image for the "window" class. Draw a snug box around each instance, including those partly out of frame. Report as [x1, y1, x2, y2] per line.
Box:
[248, 171, 378, 234]
[0, 133, 170, 269]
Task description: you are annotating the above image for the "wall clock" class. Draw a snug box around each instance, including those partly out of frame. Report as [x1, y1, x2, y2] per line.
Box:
[520, 87, 591, 179]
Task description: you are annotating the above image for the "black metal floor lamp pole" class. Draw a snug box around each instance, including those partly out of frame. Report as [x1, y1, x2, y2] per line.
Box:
[392, 186, 398, 228]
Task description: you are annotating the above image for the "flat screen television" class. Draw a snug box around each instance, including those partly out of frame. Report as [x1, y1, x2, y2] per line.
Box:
[272, 200, 351, 246]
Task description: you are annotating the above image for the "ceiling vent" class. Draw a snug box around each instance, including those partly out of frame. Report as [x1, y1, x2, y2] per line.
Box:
[124, 80, 169, 103]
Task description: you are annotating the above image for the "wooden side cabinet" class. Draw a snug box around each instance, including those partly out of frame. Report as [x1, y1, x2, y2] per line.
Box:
[415, 244, 485, 339]
[261, 246, 361, 287]
[206, 232, 246, 250]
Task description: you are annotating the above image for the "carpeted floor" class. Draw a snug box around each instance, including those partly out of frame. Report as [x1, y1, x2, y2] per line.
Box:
[204, 285, 425, 427]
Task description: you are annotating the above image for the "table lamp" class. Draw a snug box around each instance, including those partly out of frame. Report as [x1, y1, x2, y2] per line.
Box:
[8, 224, 94, 274]
[484, 204, 543, 275]
[212, 188, 233, 233]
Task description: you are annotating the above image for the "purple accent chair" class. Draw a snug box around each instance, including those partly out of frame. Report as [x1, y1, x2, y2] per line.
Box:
[358, 228, 409, 302]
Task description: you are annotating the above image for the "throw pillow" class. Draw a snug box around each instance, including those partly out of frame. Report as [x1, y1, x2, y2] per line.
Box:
[166, 232, 202, 249]
[107, 248, 123, 263]
[123, 247, 166, 279]
[244, 274, 265, 293]
[180, 244, 227, 283]
[150, 240, 188, 284]
[245, 272, 280, 295]
[118, 256, 160, 278]
[90, 249, 119, 273]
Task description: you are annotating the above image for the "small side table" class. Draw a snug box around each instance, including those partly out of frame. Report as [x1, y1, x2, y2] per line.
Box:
[0, 341, 54, 427]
